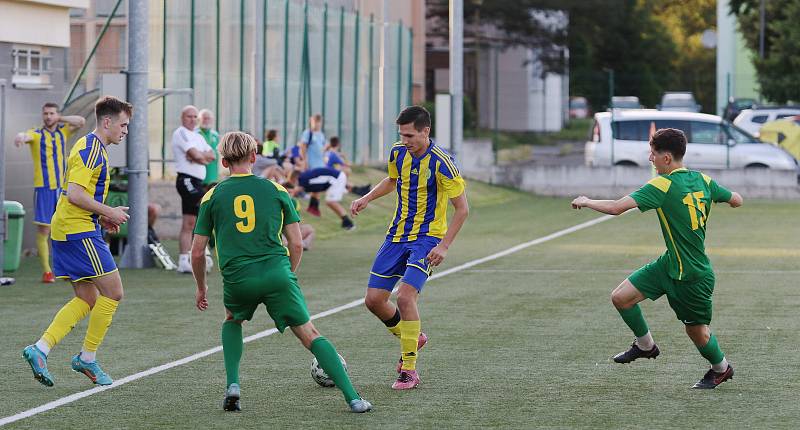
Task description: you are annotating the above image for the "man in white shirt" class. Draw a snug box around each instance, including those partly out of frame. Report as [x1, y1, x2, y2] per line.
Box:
[172, 105, 215, 273]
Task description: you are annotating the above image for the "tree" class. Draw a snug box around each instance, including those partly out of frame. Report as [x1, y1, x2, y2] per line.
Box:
[730, 0, 800, 103]
[427, 0, 680, 111]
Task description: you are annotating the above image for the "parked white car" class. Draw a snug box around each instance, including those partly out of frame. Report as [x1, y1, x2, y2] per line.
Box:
[656, 92, 701, 112]
[585, 110, 798, 170]
[733, 107, 800, 137]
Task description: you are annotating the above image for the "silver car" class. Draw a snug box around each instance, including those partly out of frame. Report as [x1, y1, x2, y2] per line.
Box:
[585, 110, 798, 170]
[657, 92, 701, 113]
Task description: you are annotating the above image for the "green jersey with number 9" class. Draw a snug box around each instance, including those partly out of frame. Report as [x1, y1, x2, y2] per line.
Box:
[194, 173, 301, 276]
[629, 168, 732, 282]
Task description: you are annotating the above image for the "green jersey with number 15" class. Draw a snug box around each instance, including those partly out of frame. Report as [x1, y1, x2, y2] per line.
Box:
[194, 173, 301, 275]
[629, 168, 732, 282]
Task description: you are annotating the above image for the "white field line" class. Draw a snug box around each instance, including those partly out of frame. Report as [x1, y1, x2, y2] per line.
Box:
[463, 269, 800, 274]
[0, 214, 614, 427]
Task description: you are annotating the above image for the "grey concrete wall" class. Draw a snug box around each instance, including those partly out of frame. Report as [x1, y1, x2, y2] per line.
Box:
[1, 43, 71, 250]
[459, 138, 494, 182]
[489, 164, 800, 200]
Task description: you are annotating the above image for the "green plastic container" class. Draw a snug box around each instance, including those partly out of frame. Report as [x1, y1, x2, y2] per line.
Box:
[3, 201, 26, 272]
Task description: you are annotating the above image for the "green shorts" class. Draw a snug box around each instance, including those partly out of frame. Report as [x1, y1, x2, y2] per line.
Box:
[628, 255, 715, 326]
[222, 255, 310, 332]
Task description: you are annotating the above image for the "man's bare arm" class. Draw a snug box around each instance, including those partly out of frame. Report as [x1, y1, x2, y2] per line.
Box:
[190, 234, 210, 310]
[186, 147, 212, 165]
[571, 195, 638, 215]
[67, 182, 129, 225]
[283, 222, 303, 272]
[14, 132, 32, 147]
[60, 115, 86, 131]
[727, 192, 743, 208]
[350, 177, 397, 216]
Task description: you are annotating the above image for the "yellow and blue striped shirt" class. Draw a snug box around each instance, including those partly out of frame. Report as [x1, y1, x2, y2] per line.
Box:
[25, 124, 72, 190]
[386, 140, 466, 242]
[51, 133, 111, 241]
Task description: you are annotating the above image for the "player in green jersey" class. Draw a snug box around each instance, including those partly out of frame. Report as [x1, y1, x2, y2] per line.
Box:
[190, 131, 372, 413]
[571, 128, 743, 389]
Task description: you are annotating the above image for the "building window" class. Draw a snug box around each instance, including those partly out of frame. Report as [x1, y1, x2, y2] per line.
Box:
[11, 46, 53, 89]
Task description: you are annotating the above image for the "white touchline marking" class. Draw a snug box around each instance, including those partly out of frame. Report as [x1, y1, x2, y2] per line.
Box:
[1, 214, 614, 426]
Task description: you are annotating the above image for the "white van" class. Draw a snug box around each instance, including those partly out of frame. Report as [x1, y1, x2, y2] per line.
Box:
[733, 107, 800, 137]
[585, 110, 797, 170]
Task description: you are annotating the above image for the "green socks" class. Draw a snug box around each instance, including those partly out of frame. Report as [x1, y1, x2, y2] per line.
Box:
[221, 321, 243, 387]
[696, 333, 725, 366]
[310, 337, 359, 402]
[617, 304, 650, 338]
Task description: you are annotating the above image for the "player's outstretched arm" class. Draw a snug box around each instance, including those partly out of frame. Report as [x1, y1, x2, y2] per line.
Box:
[13, 132, 32, 147]
[426, 192, 469, 267]
[190, 234, 210, 310]
[571, 195, 637, 216]
[350, 176, 396, 216]
[66, 182, 129, 225]
[727, 192, 743, 208]
[283, 222, 303, 272]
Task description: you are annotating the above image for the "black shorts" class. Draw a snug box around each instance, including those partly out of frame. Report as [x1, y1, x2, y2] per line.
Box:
[176, 173, 204, 216]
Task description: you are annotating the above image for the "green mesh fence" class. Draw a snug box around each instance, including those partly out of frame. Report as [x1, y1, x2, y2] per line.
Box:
[55, 0, 412, 177]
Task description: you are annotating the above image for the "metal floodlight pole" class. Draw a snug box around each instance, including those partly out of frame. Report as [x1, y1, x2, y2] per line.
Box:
[0, 79, 7, 275]
[449, 0, 463, 157]
[120, 0, 152, 268]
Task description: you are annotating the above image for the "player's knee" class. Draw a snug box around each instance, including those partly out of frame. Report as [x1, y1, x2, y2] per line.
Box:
[364, 295, 384, 312]
[685, 325, 709, 346]
[610, 290, 629, 310]
[396, 292, 417, 312]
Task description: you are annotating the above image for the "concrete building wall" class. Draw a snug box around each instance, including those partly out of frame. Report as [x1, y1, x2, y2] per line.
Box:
[0, 0, 88, 47]
[1, 44, 72, 251]
[1, 0, 86, 251]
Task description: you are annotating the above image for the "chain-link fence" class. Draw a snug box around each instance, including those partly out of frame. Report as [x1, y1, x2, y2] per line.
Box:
[65, 0, 413, 178]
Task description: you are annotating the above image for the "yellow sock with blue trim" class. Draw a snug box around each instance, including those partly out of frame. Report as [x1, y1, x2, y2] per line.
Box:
[399, 320, 421, 371]
[82, 296, 120, 357]
[40, 297, 91, 353]
[36, 232, 51, 273]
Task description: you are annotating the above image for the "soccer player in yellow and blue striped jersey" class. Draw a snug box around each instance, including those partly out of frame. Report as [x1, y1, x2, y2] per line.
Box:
[350, 106, 469, 390]
[22, 96, 132, 388]
[14, 102, 85, 282]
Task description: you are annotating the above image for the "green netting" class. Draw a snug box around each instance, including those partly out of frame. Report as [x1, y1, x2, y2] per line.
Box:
[140, 0, 412, 177]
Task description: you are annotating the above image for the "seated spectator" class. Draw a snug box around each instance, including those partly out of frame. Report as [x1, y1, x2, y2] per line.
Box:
[263, 129, 281, 158]
[324, 136, 350, 173]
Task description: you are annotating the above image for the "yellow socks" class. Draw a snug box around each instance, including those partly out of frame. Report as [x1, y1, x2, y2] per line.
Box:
[82, 296, 120, 354]
[398, 320, 421, 371]
[36, 232, 52, 273]
[382, 309, 402, 337]
[41, 297, 91, 350]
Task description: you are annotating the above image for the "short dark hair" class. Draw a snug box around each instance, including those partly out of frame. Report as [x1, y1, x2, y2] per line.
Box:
[266, 129, 277, 141]
[650, 128, 686, 160]
[95, 96, 133, 120]
[396, 106, 431, 131]
[329, 136, 340, 148]
[42, 102, 59, 111]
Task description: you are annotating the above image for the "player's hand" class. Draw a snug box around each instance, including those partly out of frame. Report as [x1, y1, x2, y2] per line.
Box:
[107, 206, 130, 225]
[426, 244, 448, 267]
[350, 197, 369, 217]
[99, 216, 120, 234]
[571, 196, 589, 209]
[196, 285, 208, 311]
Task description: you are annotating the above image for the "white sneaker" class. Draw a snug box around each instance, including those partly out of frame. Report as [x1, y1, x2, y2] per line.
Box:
[177, 254, 193, 274]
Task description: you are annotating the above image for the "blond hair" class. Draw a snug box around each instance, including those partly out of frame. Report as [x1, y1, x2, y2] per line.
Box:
[219, 131, 257, 164]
